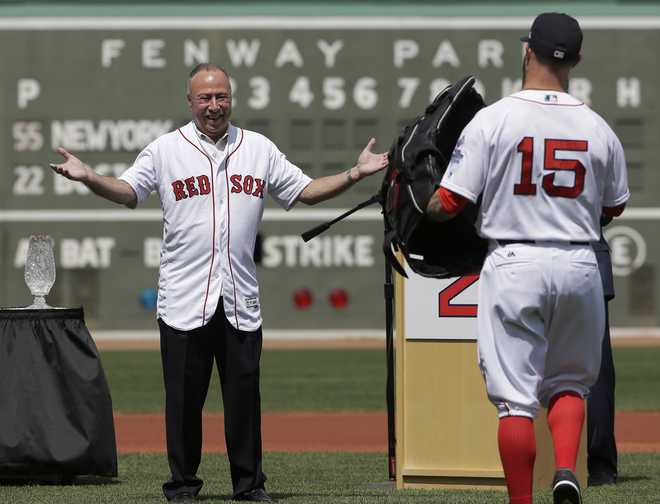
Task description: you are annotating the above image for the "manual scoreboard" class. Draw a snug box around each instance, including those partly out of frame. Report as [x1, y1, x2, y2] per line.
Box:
[1, 18, 657, 330]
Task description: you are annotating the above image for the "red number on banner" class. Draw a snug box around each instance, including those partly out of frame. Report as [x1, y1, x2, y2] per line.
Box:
[438, 275, 479, 317]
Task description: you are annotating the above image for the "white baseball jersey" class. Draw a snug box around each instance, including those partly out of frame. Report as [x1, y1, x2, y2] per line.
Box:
[120, 121, 312, 331]
[440, 89, 630, 419]
[441, 89, 630, 241]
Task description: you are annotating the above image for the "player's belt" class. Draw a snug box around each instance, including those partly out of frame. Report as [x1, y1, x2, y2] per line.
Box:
[497, 239, 590, 246]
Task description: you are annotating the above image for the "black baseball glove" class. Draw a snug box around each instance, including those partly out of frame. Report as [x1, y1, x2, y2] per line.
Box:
[381, 75, 488, 278]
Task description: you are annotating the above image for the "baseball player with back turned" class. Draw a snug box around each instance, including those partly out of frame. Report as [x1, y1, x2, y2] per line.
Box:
[50, 63, 388, 503]
[426, 13, 629, 504]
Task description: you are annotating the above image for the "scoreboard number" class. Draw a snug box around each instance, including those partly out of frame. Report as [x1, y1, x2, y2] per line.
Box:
[13, 165, 45, 195]
[13, 121, 43, 152]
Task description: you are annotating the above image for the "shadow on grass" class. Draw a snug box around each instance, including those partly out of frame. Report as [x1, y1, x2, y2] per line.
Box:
[197, 491, 437, 502]
[617, 475, 653, 484]
[197, 492, 395, 501]
[197, 493, 304, 502]
[0, 475, 121, 486]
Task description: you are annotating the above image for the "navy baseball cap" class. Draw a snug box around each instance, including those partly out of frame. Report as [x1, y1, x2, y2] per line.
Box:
[521, 12, 582, 63]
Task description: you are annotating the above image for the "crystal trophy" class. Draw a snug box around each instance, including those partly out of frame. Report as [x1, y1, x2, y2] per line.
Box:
[24, 234, 56, 309]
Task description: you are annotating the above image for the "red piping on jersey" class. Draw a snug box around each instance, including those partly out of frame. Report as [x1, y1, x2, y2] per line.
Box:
[177, 127, 217, 326]
[223, 128, 245, 330]
[508, 95, 585, 107]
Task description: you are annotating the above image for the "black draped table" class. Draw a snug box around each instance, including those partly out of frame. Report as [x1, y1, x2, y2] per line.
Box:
[0, 308, 117, 479]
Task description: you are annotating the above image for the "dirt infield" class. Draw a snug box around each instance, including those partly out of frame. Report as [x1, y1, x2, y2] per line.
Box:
[115, 411, 660, 454]
[115, 412, 385, 454]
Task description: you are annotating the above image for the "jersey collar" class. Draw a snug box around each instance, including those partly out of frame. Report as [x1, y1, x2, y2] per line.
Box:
[182, 121, 239, 166]
[511, 89, 584, 106]
[193, 123, 231, 150]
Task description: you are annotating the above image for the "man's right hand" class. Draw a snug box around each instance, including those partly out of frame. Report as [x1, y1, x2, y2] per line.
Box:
[49, 147, 91, 182]
[48, 147, 137, 208]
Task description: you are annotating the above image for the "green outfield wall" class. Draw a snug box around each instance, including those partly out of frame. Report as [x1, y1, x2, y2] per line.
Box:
[0, 2, 658, 333]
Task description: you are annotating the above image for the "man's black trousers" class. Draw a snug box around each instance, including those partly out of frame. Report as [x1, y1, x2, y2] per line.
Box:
[587, 238, 618, 482]
[158, 301, 266, 500]
[587, 303, 618, 480]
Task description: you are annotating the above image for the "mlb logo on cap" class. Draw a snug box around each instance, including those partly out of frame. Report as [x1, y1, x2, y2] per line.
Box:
[521, 12, 582, 63]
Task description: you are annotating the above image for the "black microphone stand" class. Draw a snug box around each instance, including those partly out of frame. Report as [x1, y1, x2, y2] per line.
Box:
[301, 194, 397, 481]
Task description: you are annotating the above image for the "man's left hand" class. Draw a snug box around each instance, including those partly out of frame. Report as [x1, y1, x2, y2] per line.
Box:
[354, 138, 389, 180]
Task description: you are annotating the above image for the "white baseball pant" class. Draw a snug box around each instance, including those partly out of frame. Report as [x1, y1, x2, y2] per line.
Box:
[477, 241, 605, 418]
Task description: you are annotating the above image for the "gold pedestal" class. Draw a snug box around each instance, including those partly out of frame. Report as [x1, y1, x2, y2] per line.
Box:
[394, 271, 587, 491]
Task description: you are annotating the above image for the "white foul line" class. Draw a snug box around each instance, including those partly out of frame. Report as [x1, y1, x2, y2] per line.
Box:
[92, 328, 386, 341]
[85, 327, 660, 341]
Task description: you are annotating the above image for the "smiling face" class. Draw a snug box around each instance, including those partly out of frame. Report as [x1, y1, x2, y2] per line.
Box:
[187, 69, 232, 141]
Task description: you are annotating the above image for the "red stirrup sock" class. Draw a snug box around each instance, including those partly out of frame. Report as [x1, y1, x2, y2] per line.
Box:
[547, 391, 585, 472]
[498, 416, 536, 504]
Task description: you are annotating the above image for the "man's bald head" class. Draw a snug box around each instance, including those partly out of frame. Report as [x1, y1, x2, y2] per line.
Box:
[186, 63, 231, 95]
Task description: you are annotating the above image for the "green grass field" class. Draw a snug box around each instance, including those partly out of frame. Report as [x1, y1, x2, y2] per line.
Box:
[1, 453, 659, 503]
[100, 347, 660, 412]
[611, 346, 660, 411]
[2, 346, 658, 503]
[101, 348, 387, 412]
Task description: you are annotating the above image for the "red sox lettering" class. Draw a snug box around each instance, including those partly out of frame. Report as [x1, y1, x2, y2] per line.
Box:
[229, 174, 265, 199]
[171, 174, 265, 201]
[172, 175, 211, 201]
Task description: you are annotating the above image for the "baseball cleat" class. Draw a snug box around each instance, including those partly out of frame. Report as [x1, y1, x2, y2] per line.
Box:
[552, 468, 582, 504]
[169, 492, 195, 503]
[234, 488, 273, 502]
[588, 471, 617, 486]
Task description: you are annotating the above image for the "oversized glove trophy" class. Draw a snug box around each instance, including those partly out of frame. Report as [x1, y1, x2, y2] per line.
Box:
[24, 234, 56, 309]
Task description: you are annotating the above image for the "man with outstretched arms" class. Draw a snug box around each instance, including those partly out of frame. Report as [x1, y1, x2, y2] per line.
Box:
[426, 13, 629, 504]
[50, 63, 388, 503]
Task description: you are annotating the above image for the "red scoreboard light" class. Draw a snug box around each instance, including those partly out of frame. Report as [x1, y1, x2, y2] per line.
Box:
[292, 288, 313, 309]
[328, 288, 349, 309]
